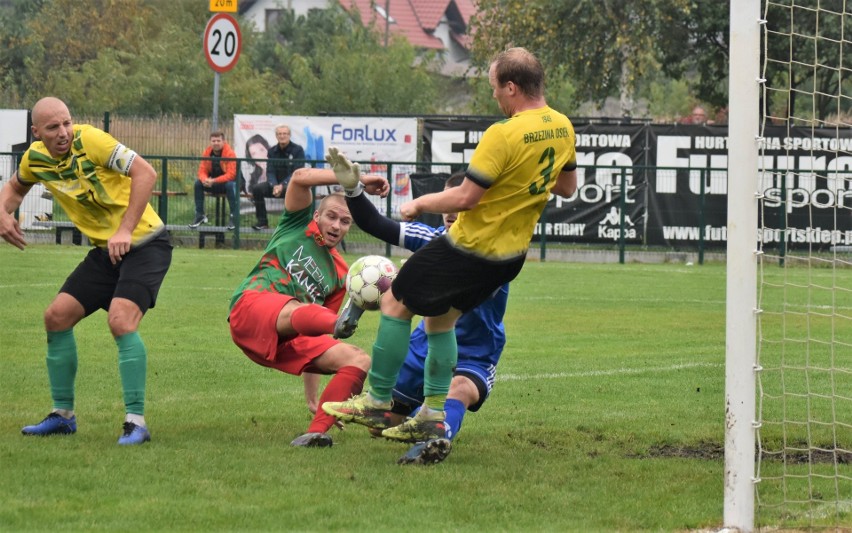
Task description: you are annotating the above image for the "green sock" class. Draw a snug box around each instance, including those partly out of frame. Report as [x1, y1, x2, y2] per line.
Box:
[116, 332, 147, 416]
[367, 314, 411, 402]
[422, 330, 457, 410]
[47, 329, 77, 411]
[422, 395, 447, 414]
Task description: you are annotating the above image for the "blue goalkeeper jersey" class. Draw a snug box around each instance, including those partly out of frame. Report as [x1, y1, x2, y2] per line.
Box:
[399, 221, 508, 364]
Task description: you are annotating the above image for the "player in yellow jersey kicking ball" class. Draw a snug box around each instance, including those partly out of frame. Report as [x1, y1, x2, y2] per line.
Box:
[324, 47, 578, 463]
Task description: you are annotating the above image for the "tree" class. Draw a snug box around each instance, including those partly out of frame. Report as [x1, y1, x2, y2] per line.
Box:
[0, 0, 219, 113]
[251, 6, 442, 115]
[656, 1, 852, 121]
[653, 1, 729, 110]
[0, 1, 442, 116]
[0, 0, 46, 107]
[760, 1, 852, 123]
[470, 0, 688, 117]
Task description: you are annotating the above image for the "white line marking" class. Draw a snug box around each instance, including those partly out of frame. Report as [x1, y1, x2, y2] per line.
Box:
[0, 283, 57, 289]
[496, 361, 723, 382]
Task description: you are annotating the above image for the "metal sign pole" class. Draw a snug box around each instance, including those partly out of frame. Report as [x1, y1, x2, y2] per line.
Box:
[212, 72, 220, 131]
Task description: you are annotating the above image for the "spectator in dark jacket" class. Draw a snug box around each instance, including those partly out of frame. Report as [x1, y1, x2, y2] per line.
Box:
[251, 124, 305, 230]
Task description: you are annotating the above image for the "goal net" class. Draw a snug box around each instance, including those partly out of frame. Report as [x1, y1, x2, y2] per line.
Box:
[727, 1, 852, 530]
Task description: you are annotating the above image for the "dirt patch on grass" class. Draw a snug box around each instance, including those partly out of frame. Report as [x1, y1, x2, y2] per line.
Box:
[630, 441, 851, 464]
[629, 441, 725, 460]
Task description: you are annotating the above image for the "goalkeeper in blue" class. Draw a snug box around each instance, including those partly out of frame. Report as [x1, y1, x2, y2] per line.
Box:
[321, 161, 508, 465]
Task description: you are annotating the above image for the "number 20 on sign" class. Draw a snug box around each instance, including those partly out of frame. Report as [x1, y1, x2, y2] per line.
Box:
[204, 13, 241, 73]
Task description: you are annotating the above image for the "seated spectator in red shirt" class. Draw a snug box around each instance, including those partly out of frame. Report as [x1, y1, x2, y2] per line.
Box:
[190, 131, 238, 230]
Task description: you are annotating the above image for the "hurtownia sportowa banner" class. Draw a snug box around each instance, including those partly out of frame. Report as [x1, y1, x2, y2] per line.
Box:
[423, 119, 852, 249]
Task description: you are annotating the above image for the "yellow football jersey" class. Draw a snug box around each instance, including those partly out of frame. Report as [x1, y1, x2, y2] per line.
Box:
[18, 124, 164, 248]
[450, 106, 576, 260]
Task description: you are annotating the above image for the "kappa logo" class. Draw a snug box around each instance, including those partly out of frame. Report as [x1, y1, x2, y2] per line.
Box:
[598, 207, 637, 241]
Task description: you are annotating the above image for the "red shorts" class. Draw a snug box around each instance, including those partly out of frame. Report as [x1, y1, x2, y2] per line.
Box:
[229, 290, 339, 375]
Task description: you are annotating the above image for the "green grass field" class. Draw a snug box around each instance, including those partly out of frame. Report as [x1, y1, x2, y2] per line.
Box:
[0, 244, 739, 531]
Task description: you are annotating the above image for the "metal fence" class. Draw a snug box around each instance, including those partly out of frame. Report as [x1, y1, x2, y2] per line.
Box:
[7, 112, 845, 263]
[1, 148, 735, 263]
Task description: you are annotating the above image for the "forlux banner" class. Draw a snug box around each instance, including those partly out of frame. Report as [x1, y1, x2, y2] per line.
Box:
[234, 115, 419, 217]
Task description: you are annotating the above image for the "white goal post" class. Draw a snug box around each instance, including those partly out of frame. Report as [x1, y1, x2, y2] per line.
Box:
[726, 1, 852, 531]
[725, 1, 761, 531]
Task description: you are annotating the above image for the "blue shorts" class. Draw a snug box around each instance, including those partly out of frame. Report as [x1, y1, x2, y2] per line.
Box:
[391, 349, 497, 416]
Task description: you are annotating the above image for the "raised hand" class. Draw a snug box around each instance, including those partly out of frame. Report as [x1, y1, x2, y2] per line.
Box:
[325, 146, 361, 190]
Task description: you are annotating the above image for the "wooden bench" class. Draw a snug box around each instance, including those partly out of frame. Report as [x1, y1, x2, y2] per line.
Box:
[33, 221, 274, 250]
[31, 220, 86, 245]
[197, 225, 228, 248]
[194, 224, 276, 248]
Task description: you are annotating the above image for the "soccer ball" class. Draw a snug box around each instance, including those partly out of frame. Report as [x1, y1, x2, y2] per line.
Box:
[346, 255, 398, 310]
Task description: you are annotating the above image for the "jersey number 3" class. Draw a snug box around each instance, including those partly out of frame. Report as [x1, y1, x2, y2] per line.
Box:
[529, 147, 555, 196]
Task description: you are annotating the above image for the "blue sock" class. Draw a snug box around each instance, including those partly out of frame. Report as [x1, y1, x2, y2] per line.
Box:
[444, 398, 466, 441]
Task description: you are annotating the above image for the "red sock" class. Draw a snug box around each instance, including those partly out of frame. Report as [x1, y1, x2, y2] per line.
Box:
[307, 366, 366, 434]
[290, 304, 337, 336]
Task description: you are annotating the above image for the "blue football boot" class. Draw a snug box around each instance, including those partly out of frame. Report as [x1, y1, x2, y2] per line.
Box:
[21, 413, 77, 436]
[118, 422, 151, 445]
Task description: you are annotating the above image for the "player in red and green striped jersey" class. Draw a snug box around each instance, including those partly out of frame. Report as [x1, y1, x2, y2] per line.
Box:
[229, 153, 388, 447]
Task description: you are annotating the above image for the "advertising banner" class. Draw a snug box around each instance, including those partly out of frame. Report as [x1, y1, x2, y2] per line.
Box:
[647, 124, 731, 247]
[422, 119, 852, 249]
[555, 123, 647, 245]
[650, 124, 852, 249]
[422, 119, 648, 244]
[422, 117, 498, 171]
[234, 115, 419, 217]
[0, 109, 52, 229]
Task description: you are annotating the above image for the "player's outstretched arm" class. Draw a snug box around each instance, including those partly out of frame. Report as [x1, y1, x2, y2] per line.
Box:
[346, 192, 401, 245]
[285, 167, 338, 212]
[399, 179, 484, 221]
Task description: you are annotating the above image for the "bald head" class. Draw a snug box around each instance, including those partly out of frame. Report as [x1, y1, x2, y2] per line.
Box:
[32, 97, 69, 127]
[317, 191, 348, 214]
[30, 97, 74, 158]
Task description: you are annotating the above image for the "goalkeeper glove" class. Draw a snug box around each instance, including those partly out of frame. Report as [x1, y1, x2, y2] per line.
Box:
[325, 146, 363, 196]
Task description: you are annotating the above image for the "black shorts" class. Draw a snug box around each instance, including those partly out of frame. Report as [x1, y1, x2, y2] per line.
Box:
[391, 235, 524, 316]
[60, 231, 173, 317]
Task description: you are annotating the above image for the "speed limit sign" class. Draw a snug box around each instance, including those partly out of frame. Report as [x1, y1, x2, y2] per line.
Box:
[204, 13, 241, 73]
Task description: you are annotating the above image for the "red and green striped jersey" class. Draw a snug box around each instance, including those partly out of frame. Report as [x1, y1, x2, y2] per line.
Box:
[230, 205, 348, 311]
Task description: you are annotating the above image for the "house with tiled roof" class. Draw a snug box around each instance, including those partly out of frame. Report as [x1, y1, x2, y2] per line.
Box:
[240, 0, 475, 75]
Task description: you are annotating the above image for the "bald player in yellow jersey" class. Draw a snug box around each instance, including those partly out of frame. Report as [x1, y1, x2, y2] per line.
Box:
[0, 97, 172, 445]
[324, 47, 578, 463]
